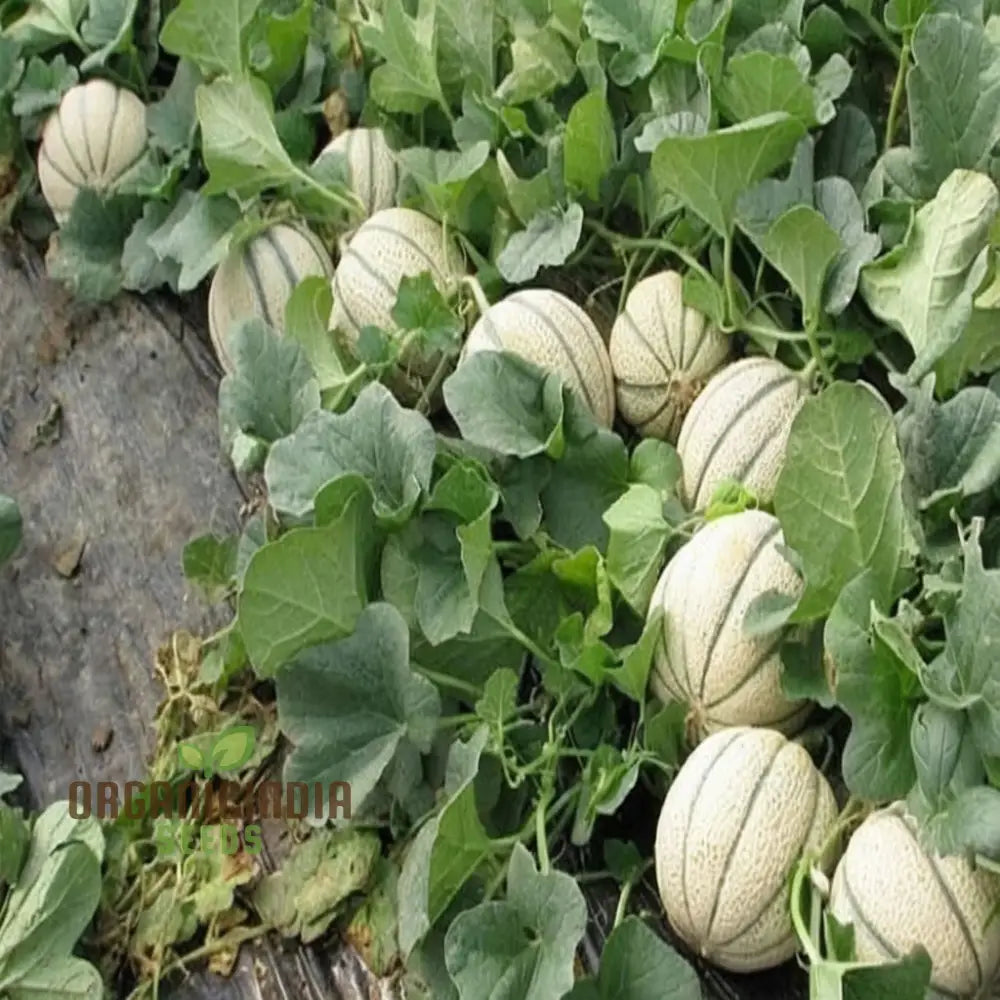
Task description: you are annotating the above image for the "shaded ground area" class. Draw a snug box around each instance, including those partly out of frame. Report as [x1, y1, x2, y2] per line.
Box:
[0, 237, 801, 1000]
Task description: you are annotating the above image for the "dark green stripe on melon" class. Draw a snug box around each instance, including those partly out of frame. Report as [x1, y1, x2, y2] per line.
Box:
[360, 223, 449, 286]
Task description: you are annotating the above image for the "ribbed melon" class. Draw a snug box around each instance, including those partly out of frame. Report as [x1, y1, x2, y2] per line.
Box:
[677, 356, 806, 511]
[208, 223, 334, 373]
[655, 726, 839, 972]
[315, 127, 397, 218]
[37, 79, 147, 222]
[330, 207, 465, 389]
[829, 805, 1000, 998]
[610, 271, 729, 441]
[463, 288, 615, 427]
[648, 509, 809, 737]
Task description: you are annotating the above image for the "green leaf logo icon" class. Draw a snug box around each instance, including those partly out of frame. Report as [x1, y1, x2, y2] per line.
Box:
[177, 742, 206, 774]
[209, 725, 256, 776]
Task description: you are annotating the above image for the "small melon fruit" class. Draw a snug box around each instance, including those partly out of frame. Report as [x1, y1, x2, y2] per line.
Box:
[829, 804, 1000, 998]
[208, 222, 334, 373]
[677, 356, 806, 511]
[37, 79, 147, 222]
[463, 288, 615, 427]
[330, 207, 465, 394]
[648, 508, 809, 737]
[610, 270, 729, 441]
[655, 726, 839, 972]
[314, 127, 397, 218]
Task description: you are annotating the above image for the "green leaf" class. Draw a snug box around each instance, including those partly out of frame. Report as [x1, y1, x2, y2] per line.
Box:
[398, 728, 494, 956]
[284, 276, 352, 404]
[3, 0, 87, 52]
[603, 484, 672, 614]
[718, 52, 819, 128]
[569, 917, 700, 1000]
[360, 0, 446, 114]
[146, 59, 202, 155]
[443, 843, 587, 1000]
[922, 786, 1000, 860]
[886, 13, 1000, 199]
[816, 105, 877, 189]
[540, 393, 629, 551]
[46, 190, 142, 302]
[3, 955, 103, 998]
[571, 745, 640, 844]
[397, 142, 491, 227]
[564, 91, 615, 202]
[160, 0, 260, 77]
[79, 0, 139, 71]
[444, 352, 565, 458]
[196, 76, 301, 201]
[813, 176, 881, 316]
[391, 272, 465, 354]
[896, 378, 1000, 508]
[0, 803, 104, 984]
[122, 202, 182, 293]
[266, 382, 437, 522]
[177, 742, 205, 771]
[11, 53, 76, 120]
[210, 724, 257, 772]
[497, 202, 584, 284]
[932, 519, 1000, 757]
[774, 382, 908, 621]
[651, 113, 806, 236]
[825, 571, 919, 798]
[182, 534, 237, 602]
[0, 495, 22, 566]
[248, 0, 312, 91]
[762, 204, 842, 324]
[219, 318, 320, 464]
[496, 25, 575, 104]
[146, 190, 243, 293]
[860, 169, 999, 381]
[436, 0, 495, 96]
[908, 703, 983, 819]
[276, 603, 441, 823]
[238, 492, 375, 677]
[581, 0, 676, 85]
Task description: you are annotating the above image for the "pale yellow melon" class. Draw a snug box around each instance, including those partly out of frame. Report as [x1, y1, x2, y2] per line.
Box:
[609, 271, 729, 441]
[676, 356, 806, 511]
[314, 127, 397, 218]
[208, 222, 334, 373]
[829, 805, 1000, 998]
[648, 509, 809, 736]
[463, 288, 615, 427]
[330, 207, 465, 392]
[655, 726, 839, 972]
[37, 79, 147, 222]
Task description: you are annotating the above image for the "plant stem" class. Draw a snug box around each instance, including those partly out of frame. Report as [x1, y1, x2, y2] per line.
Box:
[722, 232, 736, 326]
[884, 41, 911, 152]
[583, 220, 714, 286]
[738, 321, 814, 343]
[852, 6, 903, 59]
[805, 319, 835, 383]
[415, 666, 482, 699]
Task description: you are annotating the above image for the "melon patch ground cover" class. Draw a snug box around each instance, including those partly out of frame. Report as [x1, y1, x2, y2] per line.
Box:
[1, 0, 1000, 997]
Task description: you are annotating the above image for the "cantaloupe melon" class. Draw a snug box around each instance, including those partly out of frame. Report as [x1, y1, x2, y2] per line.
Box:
[609, 271, 729, 441]
[208, 222, 334, 373]
[37, 79, 147, 222]
[330, 207, 465, 391]
[314, 127, 397, 218]
[677, 356, 806, 511]
[829, 805, 1000, 998]
[463, 288, 615, 427]
[648, 509, 809, 737]
[655, 726, 839, 972]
